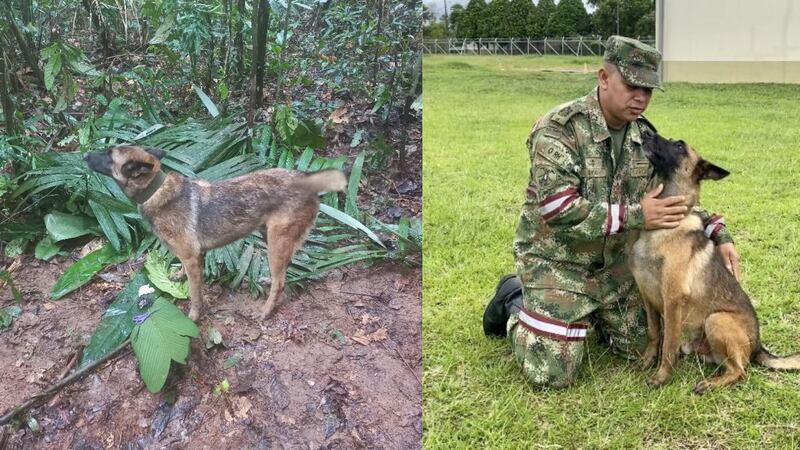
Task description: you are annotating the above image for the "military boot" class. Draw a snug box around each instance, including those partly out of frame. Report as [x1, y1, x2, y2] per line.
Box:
[483, 274, 523, 337]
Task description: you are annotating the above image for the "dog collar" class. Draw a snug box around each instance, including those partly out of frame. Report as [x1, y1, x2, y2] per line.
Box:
[134, 171, 166, 204]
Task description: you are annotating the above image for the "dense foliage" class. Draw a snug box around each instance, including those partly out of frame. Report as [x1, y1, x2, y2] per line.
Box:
[423, 0, 654, 39]
[1, 0, 421, 296]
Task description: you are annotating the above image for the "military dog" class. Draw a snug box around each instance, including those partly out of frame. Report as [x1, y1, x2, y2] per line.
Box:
[85, 145, 346, 321]
[629, 132, 800, 394]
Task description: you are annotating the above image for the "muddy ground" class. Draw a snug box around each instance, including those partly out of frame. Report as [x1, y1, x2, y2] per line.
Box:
[0, 255, 421, 449]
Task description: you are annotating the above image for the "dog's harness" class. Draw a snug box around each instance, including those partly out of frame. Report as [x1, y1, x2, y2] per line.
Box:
[133, 171, 166, 204]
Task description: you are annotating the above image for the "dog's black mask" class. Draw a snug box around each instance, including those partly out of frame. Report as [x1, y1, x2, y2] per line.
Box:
[642, 131, 688, 180]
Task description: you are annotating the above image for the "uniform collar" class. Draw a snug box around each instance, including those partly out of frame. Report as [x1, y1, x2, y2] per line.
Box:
[586, 87, 644, 145]
[586, 88, 611, 143]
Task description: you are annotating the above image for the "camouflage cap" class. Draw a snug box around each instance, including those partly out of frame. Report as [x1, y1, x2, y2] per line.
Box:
[604, 35, 663, 90]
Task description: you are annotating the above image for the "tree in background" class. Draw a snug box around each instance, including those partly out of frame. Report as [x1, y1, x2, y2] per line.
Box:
[508, 0, 533, 38]
[531, 0, 556, 38]
[524, 0, 542, 38]
[449, 4, 465, 37]
[548, 0, 591, 37]
[592, 0, 655, 38]
[428, 0, 655, 40]
[487, 0, 513, 38]
[461, 0, 489, 38]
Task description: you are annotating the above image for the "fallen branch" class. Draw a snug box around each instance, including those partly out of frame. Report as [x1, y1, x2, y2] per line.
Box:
[0, 339, 131, 426]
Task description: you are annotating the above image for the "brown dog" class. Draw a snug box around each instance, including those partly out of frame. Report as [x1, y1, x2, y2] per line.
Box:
[629, 132, 800, 394]
[85, 145, 346, 321]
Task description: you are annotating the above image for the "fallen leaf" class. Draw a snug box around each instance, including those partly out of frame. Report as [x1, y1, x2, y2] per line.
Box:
[351, 328, 389, 345]
[370, 328, 388, 342]
[329, 107, 349, 124]
[234, 396, 252, 419]
[360, 314, 380, 326]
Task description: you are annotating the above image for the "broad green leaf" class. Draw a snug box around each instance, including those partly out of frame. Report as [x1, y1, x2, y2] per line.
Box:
[205, 326, 223, 349]
[144, 253, 189, 299]
[68, 59, 101, 77]
[223, 353, 241, 369]
[350, 129, 364, 148]
[44, 53, 61, 91]
[232, 243, 255, 288]
[89, 200, 124, 252]
[45, 212, 100, 242]
[34, 235, 60, 260]
[319, 204, 384, 248]
[131, 297, 199, 393]
[192, 84, 220, 118]
[51, 243, 129, 299]
[345, 152, 365, 219]
[4, 238, 27, 257]
[149, 16, 175, 44]
[134, 124, 165, 141]
[79, 273, 150, 369]
[296, 147, 314, 171]
[287, 120, 325, 149]
[0, 305, 22, 330]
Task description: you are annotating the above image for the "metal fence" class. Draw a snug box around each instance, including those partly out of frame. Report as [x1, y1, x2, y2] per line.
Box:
[422, 37, 655, 56]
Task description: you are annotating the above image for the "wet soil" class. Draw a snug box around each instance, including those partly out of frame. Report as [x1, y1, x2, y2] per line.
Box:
[0, 255, 421, 449]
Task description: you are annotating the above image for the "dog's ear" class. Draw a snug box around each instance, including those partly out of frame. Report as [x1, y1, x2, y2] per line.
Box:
[145, 147, 166, 160]
[121, 160, 155, 179]
[698, 159, 730, 181]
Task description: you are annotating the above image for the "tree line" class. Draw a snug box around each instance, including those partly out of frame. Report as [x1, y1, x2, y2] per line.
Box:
[423, 0, 654, 40]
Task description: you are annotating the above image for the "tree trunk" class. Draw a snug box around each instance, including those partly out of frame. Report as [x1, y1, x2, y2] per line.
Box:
[371, 0, 384, 86]
[81, 0, 114, 58]
[205, 11, 215, 92]
[1, 0, 45, 89]
[247, 0, 270, 140]
[398, 53, 421, 176]
[272, 0, 293, 105]
[234, 0, 246, 81]
[0, 50, 18, 136]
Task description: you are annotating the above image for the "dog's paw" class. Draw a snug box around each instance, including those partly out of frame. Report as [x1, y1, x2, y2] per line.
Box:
[693, 381, 711, 395]
[646, 375, 668, 389]
[188, 308, 200, 322]
[255, 308, 272, 321]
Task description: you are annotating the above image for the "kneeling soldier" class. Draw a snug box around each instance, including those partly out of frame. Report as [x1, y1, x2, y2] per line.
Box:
[483, 36, 739, 388]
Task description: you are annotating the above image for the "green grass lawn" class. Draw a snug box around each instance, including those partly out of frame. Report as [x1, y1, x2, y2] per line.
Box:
[422, 55, 800, 448]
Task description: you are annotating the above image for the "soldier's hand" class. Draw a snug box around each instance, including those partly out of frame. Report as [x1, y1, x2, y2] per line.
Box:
[717, 242, 741, 281]
[641, 184, 687, 230]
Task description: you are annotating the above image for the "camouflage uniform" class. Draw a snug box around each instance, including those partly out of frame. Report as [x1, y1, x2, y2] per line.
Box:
[509, 36, 733, 388]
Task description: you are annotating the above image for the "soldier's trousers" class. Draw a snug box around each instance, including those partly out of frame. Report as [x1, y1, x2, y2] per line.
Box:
[507, 286, 648, 388]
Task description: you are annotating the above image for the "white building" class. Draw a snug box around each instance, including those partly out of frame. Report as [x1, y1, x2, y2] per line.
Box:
[656, 0, 800, 83]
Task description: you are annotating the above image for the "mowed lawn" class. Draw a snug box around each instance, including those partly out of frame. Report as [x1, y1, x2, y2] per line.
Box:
[423, 55, 800, 448]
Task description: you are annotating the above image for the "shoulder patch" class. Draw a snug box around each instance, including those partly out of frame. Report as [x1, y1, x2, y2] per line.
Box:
[551, 100, 585, 126]
[637, 114, 657, 133]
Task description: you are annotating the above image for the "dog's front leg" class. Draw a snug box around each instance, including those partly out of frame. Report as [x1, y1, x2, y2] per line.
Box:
[181, 255, 205, 321]
[648, 296, 684, 388]
[638, 300, 661, 370]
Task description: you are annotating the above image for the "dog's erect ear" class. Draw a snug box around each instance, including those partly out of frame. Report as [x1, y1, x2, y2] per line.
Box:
[145, 147, 166, 160]
[121, 160, 155, 179]
[698, 159, 730, 181]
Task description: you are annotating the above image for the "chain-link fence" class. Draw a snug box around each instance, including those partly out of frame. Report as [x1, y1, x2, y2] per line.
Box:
[422, 37, 655, 56]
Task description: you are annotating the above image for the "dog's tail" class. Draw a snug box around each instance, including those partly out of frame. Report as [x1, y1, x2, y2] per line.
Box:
[297, 169, 347, 194]
[754, 346, 800, 370]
